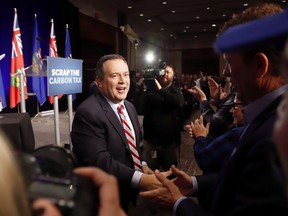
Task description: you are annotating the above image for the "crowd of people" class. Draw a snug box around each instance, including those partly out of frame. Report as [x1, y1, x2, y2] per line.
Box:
[1, 2, 288, 216]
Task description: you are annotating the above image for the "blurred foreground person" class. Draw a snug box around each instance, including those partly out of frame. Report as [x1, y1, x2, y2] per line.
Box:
[0, 131, 126, 216]
[0, 133, 30, 216]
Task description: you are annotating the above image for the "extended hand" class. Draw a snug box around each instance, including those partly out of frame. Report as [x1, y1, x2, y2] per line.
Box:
[139, 170, 172, 191]
[139, 169, 183, 207]
[143, 165, 154, 174]
[170, 165, 193, 197]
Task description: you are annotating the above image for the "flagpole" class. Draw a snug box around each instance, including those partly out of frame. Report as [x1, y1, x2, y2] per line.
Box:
[66, 24, 74, 147]
[54, 95, 61, 146]
[20, 69, 26, 113]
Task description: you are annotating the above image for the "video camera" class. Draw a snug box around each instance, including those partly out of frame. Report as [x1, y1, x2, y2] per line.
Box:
[18, 145, 98, 216]
[142, 60, 166, 90]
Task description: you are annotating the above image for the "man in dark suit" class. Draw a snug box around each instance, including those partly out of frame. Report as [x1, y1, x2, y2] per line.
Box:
[140, 3, 288, 216]
[71, 54, 163, 212]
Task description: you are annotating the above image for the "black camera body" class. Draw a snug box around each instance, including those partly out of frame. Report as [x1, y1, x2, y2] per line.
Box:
[143, 68, 165, 80]
[143, 60, 166, 89]
[19, 145, 98, 216]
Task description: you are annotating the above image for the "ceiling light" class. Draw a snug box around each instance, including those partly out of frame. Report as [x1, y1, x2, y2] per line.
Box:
[196, 16, 200, 19]
[243, 3, 248, 7]
[282, 0, 286, 2]
[194, 35, 198, 38]
[186, 26, 189, 29]
[147, 19, 152, 22]
[128, 6, 132, 9]
[203, 29, 207, 31]
[171, 10, 176, 13]
[206, 7, 210, 10]
[162, 1, 167, 4]
[145, 52, 155, 63]
[222, 14, 226, 17]
[161, 28, 164, 30]
[139, 14, 144, 17]
[170, 34, 173, 37]
[183, 30, 187, 32]
[212, 24, 216, 27]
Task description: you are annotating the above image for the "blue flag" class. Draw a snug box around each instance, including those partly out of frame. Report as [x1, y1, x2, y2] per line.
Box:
[32, 14, 46, 105]
[65, 24, 76, 101]
[0, 64, 7, 109]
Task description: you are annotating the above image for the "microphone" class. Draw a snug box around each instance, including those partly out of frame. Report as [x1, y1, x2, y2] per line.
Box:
[36, 36, 57, 54]
[0, 53, 5, 61]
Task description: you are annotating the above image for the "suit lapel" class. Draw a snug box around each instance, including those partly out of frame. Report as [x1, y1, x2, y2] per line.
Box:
[96, 93, 128, 145]
[240, 95, 282, 143]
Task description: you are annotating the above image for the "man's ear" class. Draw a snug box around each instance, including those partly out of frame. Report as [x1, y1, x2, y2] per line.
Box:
[255, 52, 269, 78]
[95, 77, 102, 87]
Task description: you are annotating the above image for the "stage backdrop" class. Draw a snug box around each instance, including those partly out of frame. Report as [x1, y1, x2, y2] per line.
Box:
[0, 0, 79, 114]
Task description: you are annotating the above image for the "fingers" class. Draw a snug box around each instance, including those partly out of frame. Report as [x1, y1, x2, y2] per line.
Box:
[206, 122, 210, 132]
[154, 170, 173, 190]
[161, 169, 173, 178]
[170, 165, 185, 178]
[207, 76, 217, 86]
[33, 199, 62, 216]
[74, 167, 109, 186]
[74, 167, 121, 209]
[199, 115, 203, 125]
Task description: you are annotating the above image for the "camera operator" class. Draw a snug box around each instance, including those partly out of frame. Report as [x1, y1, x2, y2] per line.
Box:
[142, 64, 184, 171]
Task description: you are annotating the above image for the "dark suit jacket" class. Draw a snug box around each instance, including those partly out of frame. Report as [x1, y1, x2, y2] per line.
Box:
[177, 95, 288, 216]
[143, 84, 184, 145]
[71, 89, 143, 209]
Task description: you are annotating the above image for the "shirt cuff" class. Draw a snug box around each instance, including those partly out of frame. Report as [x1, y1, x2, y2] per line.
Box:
[131, 171, 143, 188]
[142, 161, 147, 166]
[173, 196, 188, 213]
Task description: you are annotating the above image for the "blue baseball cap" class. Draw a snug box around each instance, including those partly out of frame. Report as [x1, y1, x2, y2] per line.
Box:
[214, 10, 288, 54]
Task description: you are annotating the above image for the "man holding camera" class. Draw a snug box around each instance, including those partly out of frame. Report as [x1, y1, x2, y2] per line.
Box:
[142, 64, 184, 171]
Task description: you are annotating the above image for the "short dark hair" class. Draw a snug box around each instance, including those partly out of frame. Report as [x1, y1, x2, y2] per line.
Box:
[96, 54, 127, 80]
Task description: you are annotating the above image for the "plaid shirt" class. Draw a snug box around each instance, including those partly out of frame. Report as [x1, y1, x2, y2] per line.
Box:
[194, 126, 244, 174]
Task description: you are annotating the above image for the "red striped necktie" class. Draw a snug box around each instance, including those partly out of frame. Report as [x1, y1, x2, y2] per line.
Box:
[118, 105, 142, 171]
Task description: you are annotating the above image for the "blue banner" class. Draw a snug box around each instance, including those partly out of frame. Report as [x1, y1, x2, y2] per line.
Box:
[47, 57, 83, 96]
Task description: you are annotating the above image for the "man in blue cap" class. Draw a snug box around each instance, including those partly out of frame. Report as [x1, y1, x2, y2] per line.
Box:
[140, 3, 288, 216]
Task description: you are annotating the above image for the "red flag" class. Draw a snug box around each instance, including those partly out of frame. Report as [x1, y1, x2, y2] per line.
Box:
[10, 8, 28, 108]
[48, 19, 62, 104]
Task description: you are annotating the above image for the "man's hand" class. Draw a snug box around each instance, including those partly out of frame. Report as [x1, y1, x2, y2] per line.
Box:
[74, 167, 126, 216]
[139, 170, 172, 191]
[190, 115, 210, 138]
[154, 78, 162, 90]
[208, 77, 227, 102]
[143, 165, 154, 174]
[170, 165, 193, 197]
[187, 86, 207, 102]
[208, 76, 220, 100]
[139, 169, 183, 207]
